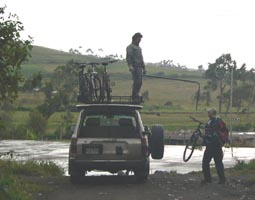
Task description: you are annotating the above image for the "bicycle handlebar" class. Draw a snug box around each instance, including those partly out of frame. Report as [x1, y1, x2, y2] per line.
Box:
[74, 60, 118, 68]
[189, 116, 204, 124]
[101, 59, 118, 65]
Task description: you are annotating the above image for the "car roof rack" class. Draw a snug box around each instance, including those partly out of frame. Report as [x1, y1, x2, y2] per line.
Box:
[77, 95, 143, 105]
[76, 103, 143, 110]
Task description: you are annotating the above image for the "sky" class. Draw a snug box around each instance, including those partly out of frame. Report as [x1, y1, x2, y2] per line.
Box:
[1, 0, 255, 69]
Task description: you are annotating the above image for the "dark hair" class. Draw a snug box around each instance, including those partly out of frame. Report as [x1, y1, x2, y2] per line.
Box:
[132, 32, 143, 41]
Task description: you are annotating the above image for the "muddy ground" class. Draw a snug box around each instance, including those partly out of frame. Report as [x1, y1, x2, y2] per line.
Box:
[34, 170, 254, 200]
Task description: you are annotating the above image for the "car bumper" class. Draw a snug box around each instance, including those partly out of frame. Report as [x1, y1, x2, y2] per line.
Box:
[69, 158, 149, 174]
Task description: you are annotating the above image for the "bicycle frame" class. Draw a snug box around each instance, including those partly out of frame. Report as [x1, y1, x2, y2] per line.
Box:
[101, 61, 116, 102]
[88, 64, 98, 93]
[183, 116, 204, 162]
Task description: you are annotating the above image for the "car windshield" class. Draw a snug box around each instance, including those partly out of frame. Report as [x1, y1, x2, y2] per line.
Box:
[78, 112, 139, 138]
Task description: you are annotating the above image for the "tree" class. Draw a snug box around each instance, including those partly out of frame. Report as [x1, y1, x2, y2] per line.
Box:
[86, 48, 94, 55]
[205, 54, 236, 113]
[23, 72, 42, 91]
[0, 6, 33, 103]
[38, 60, 79, 119]
[27, 110, 47, 138]
[201, 85, 211, 106]
[246, 69, 255, 114]
[198, 65, 204, 71]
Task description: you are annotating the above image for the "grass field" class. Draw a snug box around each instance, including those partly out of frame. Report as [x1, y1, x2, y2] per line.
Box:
[8, 45, 255, 137]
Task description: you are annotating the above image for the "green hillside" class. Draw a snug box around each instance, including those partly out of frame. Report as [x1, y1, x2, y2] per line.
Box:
[21, 46, 97, 76]
[9, 46, 255, 136]
[20, 45, 207, 112]
[27, 46, 96, 64]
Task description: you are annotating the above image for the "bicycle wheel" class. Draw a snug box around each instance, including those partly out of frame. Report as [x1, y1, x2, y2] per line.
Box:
[183, 133, 199, 162]
[78, 72, 89, 102]
[90, 75, 102, 102]
[105, 77, 112, 102]
[100, 75, 112, 103]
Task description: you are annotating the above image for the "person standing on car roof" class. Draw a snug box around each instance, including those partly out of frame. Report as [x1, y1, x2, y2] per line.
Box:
[201, 108, 226, 185]
[126, 32, 146, 103]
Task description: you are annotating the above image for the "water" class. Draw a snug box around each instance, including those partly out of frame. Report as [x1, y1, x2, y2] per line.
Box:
[0, 140, 254, 175]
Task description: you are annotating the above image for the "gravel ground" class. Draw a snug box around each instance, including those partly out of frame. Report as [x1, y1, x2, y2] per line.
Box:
[34, 171, 255, 200]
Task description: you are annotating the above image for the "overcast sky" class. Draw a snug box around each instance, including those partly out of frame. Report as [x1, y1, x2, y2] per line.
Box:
[1, 0, 255, 69]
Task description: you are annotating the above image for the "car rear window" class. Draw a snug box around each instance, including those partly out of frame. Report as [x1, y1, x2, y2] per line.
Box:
[78, 113, 139, 138]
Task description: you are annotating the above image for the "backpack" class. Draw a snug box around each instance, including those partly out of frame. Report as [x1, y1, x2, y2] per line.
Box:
[216, 119, 229, 145]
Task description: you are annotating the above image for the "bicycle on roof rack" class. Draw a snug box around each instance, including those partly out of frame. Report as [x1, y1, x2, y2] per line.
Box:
[100, 60, 118, 103]
[75, 60, 118, 104]
[76, 62, 102, 103]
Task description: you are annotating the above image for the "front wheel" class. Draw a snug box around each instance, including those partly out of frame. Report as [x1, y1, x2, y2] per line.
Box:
[183, 132, 199, 162]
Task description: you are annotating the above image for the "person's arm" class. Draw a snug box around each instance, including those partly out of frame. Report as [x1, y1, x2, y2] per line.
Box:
[126, 46, 134, 72]
[140, 50, 146, 74]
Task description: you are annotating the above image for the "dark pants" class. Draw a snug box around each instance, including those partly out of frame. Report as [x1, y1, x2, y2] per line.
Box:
[132, 68, 143, 100]
[202, 144, 225, 182]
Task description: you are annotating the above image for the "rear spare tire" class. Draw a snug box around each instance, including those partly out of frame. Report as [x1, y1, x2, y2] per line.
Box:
[150, 125, 164, 159]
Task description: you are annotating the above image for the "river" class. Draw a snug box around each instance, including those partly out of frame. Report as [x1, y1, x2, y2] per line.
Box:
[0, 140, 255, 175]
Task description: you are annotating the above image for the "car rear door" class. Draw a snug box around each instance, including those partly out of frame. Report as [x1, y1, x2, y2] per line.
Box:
[76, 112, 144, 161]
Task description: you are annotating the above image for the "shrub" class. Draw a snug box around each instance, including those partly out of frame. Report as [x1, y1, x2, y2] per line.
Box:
[27, 110, 48, 138]
[164, 101, 173, 107]
[142, 90, 149, 102]
[0, 160, 63, 200]
[234, 159, 255, 170]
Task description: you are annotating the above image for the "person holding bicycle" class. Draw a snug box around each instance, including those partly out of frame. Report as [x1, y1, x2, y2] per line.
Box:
[202, 108, 226, 185]
[126, 32, 146, 103]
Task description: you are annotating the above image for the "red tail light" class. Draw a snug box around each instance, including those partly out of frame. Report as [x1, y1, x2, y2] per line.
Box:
[70, 138, 77, 157]
[141, 137, 149, 156]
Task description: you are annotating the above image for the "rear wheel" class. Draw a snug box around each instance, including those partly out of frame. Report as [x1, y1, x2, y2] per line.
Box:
[134, 159, 150, 183]
[70, 170, 84, 184]
[150, 125, 164, 159]
[183, 133, 199, 162]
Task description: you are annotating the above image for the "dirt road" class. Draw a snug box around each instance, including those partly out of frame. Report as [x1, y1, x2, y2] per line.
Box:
[37, 171, 254, 200]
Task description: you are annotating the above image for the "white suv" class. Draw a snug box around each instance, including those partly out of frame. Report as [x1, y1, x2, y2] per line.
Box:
[68, 104, 164, 183]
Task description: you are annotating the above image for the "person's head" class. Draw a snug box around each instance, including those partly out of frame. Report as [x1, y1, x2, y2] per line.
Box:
[207, 108, 217, 119]
[132, 32, 143, 45]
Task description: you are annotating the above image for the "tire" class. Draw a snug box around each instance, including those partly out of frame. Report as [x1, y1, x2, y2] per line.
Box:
[105, 84, 111, 102]
[134, 159, 150, 183]
[78, 72, 89, 103]
[69, 160, 84, 184]
[150, 125, 164, 159]
[70, 172, 84, 184]
[105, 75, 112, 102]
[89, 75, 102, 102]
[183, 133, 199, 162]
[100, 75, 112, 103]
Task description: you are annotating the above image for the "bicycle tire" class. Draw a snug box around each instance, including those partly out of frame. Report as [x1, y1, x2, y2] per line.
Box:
[183, 133, 199, 162]
[90, 75, 102, 102]
[100, 75, 112, 103]
[105, 81, 112, 102]
[78, 71, 89, 102]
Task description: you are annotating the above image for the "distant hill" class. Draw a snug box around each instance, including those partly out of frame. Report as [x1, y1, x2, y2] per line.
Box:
[27, 46, 96, 65]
